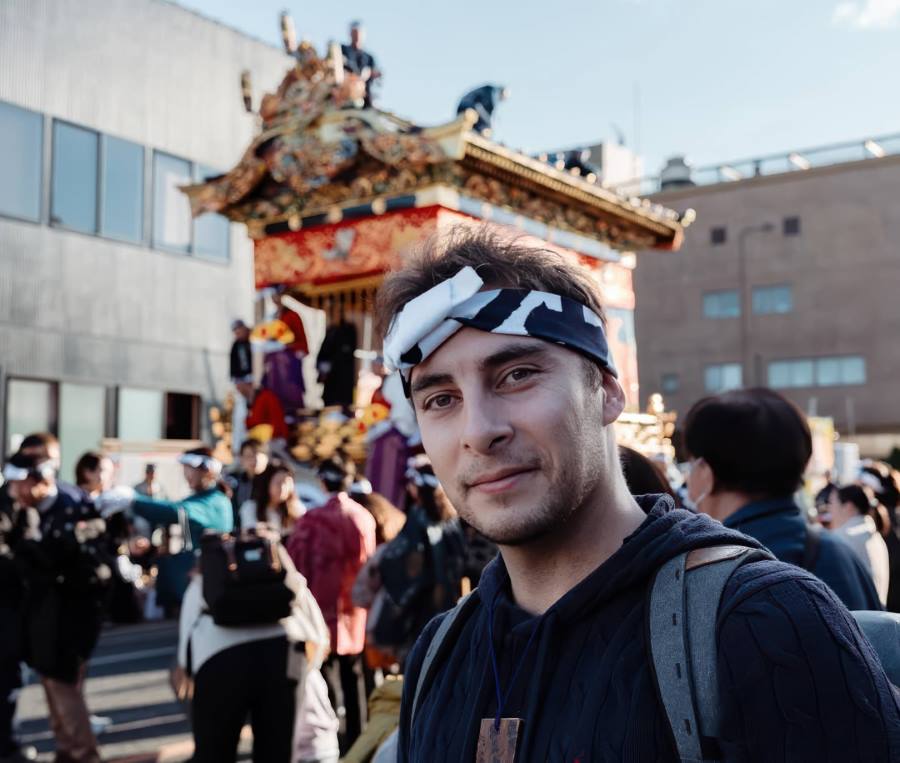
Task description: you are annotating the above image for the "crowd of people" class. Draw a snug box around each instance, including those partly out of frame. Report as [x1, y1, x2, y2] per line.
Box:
[4, 226, 900, 762]
[0, 428, 493, 762]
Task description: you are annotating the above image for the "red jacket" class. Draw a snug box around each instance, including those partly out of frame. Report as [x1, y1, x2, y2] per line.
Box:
[286, 492, 376, 655]
[246, 388, 289, 441]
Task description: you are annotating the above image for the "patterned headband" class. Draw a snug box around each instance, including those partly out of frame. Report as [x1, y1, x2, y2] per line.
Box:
[177, 453, 222, 476]
[382, 266, 617, 392]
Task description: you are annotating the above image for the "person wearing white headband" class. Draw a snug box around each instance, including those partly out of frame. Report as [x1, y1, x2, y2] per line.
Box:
[129, 447, 233, 546]
[374, 225, 900, 763]
[2, 450, 109, 763]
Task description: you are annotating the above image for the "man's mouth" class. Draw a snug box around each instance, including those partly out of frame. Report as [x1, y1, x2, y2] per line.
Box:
[468, 466, 537, 495]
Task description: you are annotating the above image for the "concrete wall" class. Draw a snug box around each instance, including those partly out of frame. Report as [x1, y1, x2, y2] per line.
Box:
[0, 0, 291, 450]
[634, 155, 900, 446]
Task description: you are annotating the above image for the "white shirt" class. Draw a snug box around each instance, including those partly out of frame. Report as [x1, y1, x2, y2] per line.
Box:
[836, 514, 891, 607]
[177, 545, 329, 675]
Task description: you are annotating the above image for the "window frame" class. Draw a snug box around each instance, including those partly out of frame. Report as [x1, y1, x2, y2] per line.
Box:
[98, 133, 146, 245]
[703, 362, 743, 393]
[151, 149, 195, 255]
[0, 100, 45, 224]
[703, 289, 741, 319]
[767, 355, 867, 389]
[49, 118, 102, 235]
[190, 164, 231, 263]
[3, 376, 60, 459]
[783, 216, 801, 237]
[751, 284, 793, 315]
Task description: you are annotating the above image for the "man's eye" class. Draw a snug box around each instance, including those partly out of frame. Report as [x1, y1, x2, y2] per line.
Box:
[503, 367, 536, 385]
[425, 393, 455, 410]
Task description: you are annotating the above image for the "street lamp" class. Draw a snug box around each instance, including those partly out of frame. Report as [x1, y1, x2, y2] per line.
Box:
[737, 222, 775, 386]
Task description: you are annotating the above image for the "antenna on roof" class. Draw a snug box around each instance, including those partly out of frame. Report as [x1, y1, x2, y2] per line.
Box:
[280, 10, 297, 54]
[240, 70, 253, 113]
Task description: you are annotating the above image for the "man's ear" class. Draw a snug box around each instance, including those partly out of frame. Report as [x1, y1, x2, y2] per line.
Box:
[601, 374, 626, 426]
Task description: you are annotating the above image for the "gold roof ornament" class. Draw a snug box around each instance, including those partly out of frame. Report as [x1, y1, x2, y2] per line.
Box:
[182, 38, 687, 252]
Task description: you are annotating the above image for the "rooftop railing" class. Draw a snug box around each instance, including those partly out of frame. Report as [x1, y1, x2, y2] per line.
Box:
[611, 132, 900, 197]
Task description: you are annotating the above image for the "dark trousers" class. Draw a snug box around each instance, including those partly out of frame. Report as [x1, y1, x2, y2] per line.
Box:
[191, 637, 295, 763]
[322, 652, 366, 755]
[0, 658, 19, 756]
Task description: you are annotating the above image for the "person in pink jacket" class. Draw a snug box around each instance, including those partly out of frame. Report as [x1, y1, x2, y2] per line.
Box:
[287, 452, 376, 755]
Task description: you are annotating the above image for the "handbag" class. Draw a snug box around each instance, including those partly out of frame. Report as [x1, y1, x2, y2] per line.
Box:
[155, 509, 197, 610]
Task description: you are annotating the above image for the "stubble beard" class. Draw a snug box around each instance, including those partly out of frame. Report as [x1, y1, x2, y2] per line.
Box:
[457, 454, 598, 547]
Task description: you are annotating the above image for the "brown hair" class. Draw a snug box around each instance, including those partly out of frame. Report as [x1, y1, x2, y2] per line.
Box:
[374, 225, 608, 339]
[354, 492, 407, 545]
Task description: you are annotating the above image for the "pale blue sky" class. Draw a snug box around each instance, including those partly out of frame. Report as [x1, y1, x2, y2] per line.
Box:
[177, 0, 900, 176]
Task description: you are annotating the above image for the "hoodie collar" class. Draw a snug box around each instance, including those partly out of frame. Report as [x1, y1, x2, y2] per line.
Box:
[477, 494, 763, 628]
[723, 495, 799, 530]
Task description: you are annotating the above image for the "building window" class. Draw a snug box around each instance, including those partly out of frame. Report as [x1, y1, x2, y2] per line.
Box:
[661, 373, 680, 394]
[768, 356, 866, 389]
[192, 165, 230, 261]
[704, 363, 742, 393]
[152, 151, 193, 253]
[0, 101, 43, 222]
[768, 359, 814, 389]
[117, 387, 164, 441]
[710, 226, 727, 245]
[51, 121, 99, 233]
[165, 392, 201, 440]
[58, 383, 107, 482]
[783, 216, 801, 236]
[703, 289, 740, 319]
[5, 378, 57, 455]
[752, 284, 793, 314]
[101, 136, 144, 243]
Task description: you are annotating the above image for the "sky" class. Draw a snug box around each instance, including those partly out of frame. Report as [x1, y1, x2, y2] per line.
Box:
[177, 0, 900, 177]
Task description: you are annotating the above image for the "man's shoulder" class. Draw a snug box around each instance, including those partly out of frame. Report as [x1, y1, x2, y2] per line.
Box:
[719, 555, 834, 614]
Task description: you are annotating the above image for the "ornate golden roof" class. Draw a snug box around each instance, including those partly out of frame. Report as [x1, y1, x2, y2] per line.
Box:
[182, 43, 687, 251]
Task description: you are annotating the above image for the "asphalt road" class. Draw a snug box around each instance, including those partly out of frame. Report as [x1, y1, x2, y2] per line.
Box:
[14, 619, 255, 762]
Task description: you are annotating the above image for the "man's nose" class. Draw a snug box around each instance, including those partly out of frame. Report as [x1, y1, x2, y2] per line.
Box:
[459, 391, 513, 454]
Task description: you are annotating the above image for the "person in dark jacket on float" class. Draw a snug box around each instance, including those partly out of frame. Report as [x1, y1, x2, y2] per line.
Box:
[683, 387, 882, 612]
[375, 225, 900, 762]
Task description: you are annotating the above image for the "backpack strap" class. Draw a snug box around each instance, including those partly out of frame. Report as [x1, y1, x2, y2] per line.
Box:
[648, 545, 768, 762]
[411, 590, 480, 726]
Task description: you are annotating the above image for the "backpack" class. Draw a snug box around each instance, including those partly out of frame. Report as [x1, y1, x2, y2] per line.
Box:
[411, 544, 900, 761]
[200, 530, 294, 626]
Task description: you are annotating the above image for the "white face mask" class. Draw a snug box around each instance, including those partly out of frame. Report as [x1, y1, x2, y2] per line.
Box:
[684, 458, 709, 512]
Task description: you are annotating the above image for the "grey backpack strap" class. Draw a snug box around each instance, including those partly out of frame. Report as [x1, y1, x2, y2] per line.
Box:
[411, 591, 479, 726]
[649, 545, 761, 762]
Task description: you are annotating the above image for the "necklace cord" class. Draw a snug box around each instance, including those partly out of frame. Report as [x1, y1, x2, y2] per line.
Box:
[487, 591, 542, 731]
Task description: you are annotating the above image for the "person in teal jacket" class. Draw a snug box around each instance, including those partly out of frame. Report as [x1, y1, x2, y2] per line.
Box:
[132, 447, 233, 540]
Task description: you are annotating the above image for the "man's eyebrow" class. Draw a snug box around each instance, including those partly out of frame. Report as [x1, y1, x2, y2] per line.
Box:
[477, 342, 550, 372]
[410, 372, 456, 396]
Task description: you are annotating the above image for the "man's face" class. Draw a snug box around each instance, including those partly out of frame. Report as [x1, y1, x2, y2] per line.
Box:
[8, 476, 52, 507]
[410, 329, 624, 546]
[350, 26, 364, 47]
[183, 465, 205, 492]
[233, 326, 250, 342]
[240, 447, 268, 476]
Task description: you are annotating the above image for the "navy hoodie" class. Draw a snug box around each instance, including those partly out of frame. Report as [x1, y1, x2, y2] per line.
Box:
[399, 496, 900, 762]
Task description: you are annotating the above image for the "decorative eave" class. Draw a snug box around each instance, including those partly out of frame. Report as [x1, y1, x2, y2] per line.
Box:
[461, 134, 684, 249]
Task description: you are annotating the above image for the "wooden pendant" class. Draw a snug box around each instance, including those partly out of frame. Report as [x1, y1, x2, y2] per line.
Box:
[476, 717, 523, 763]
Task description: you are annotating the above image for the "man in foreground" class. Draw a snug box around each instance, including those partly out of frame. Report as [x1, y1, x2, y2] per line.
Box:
[377, 226, 900, 761]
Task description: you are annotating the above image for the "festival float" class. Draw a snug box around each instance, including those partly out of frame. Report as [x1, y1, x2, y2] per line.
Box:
[182, 20, 691, 480]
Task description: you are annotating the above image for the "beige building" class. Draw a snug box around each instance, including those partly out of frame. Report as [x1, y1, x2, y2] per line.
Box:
[630, 139, 900, 457]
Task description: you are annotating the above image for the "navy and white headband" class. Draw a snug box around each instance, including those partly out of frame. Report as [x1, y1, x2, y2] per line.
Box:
[3, 460, 56, 482]
[406, 456, 441, 489]
[177, 453, 222, 476]
[382, 266, 617, 392]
